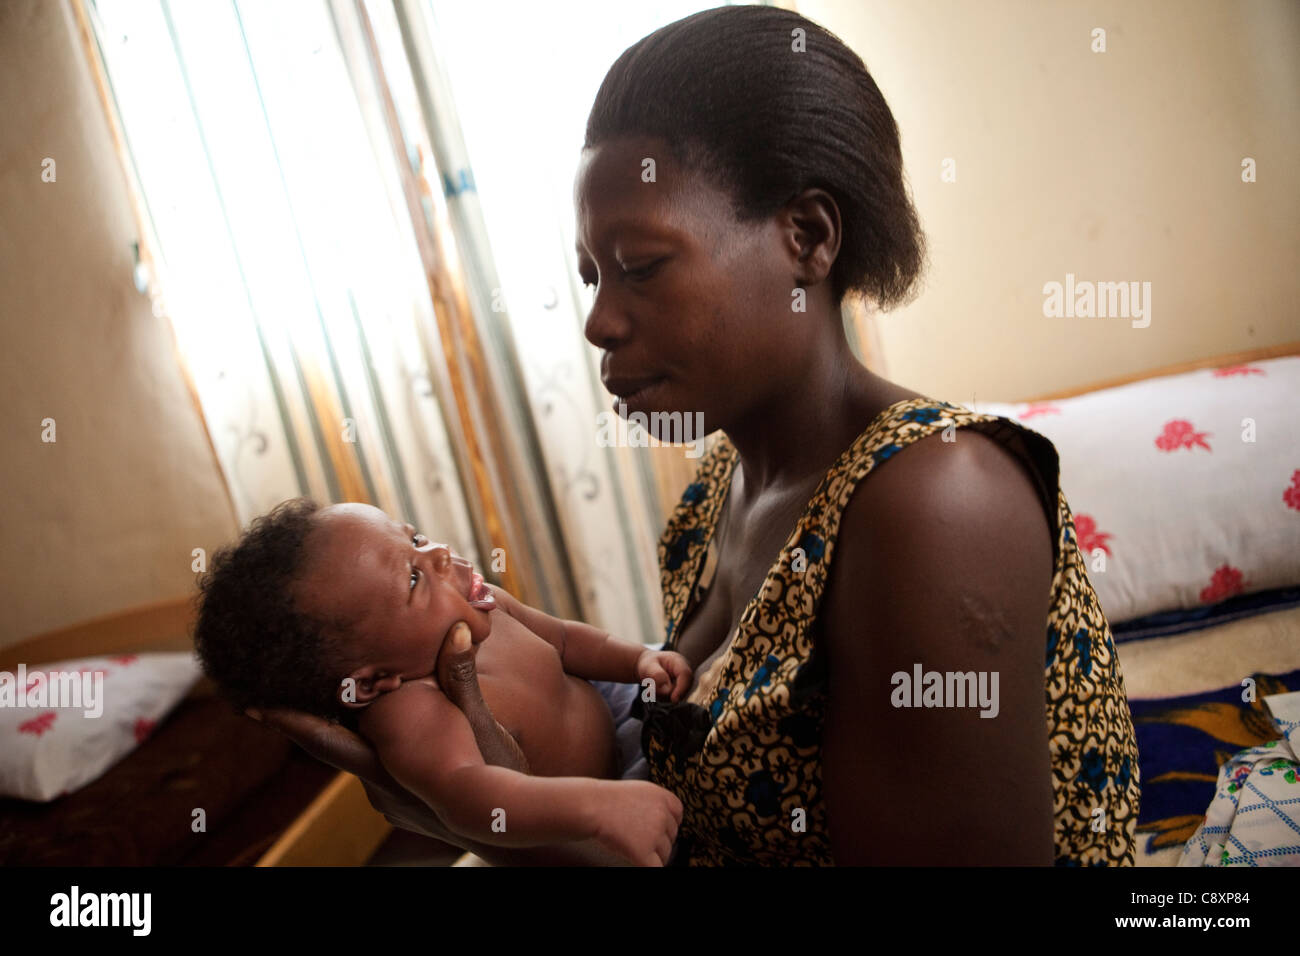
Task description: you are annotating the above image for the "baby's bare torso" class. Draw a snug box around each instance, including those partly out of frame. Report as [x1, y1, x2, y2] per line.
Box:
[395, 610, 620, 780]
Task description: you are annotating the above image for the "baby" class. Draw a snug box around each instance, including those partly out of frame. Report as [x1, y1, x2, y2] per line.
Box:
[193, 497, 692, 866]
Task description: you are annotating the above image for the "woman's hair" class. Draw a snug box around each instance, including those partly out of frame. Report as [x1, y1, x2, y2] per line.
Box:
[584, 4, 926, 310]
[192, 497, 354, 722]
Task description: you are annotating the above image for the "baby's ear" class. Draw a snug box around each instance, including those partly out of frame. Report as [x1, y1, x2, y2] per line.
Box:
[337, 668, 400, 708]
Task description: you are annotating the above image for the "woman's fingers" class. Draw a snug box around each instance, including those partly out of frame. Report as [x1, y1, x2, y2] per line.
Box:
[436, 622, 484, 709]
[436, 621, 529, 773]
[249, 706, 389, 783]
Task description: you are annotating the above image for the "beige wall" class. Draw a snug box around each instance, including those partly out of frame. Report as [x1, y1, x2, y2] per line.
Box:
[0, 0, 240, 647]
[799, 0, 1300, 402]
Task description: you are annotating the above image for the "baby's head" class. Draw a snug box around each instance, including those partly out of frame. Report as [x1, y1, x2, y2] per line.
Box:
[194, 498, 496, 723]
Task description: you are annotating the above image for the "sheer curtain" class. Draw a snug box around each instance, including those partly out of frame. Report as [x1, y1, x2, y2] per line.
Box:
[80, 0, 723, 642]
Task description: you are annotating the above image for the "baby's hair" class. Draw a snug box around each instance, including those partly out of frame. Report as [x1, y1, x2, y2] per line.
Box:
[193, 496, 355, 722]
[584, 4, 926, 310]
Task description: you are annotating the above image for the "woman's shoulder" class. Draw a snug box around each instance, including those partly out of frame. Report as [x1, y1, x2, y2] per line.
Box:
[839, 396, 1058, 476]
[816, 399, 1060, 719]
[829, 397, 1063, 566]
[833, 401, 1056, 542]
[813, 397, 1062, 653]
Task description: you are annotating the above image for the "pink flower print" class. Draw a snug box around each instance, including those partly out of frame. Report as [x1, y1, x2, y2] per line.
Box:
[1283, 470, 1300, 511]
[1155, 419, 1212, 452]
[134, 717, 157, 743]
[1200, 564, 1247, 603]
[19, 713, 57, 736]
[110, 655, 137, 666]
[1019, 403, 1061, 420]
[1073, 514, 1113, 556]
[1211, 365, 1264, 377]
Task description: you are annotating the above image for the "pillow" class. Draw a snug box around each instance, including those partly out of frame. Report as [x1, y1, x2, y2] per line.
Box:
[0, 652, 201, 802]
[975, 355, 1300, 625]
[1111, 585, 1300, 644]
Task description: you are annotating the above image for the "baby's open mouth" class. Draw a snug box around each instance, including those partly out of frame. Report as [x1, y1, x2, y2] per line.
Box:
[467, 570, 495, 610]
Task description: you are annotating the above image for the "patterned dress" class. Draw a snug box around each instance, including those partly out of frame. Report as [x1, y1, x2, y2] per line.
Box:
[631, 397, 1141, 865]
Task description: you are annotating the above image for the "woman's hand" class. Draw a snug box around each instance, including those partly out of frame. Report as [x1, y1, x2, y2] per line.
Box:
[246, 621, 526, 843]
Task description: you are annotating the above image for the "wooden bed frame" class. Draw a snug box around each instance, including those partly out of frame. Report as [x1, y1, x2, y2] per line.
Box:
[7, 339, 1296, 867]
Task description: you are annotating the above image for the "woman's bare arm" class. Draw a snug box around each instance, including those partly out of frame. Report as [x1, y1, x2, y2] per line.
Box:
[819, 430, 1056, 865]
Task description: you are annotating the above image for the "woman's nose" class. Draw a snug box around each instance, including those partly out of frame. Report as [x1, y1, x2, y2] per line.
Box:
[582, 287, 632, 349]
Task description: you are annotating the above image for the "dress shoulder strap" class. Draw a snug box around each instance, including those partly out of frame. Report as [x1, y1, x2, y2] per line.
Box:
[657, 437, 739, 647]
[657, 398, 1063, 649]
[790, 398, 1064, 620]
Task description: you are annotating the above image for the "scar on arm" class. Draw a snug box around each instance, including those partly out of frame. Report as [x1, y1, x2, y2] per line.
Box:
[956, 588, 1017, 654]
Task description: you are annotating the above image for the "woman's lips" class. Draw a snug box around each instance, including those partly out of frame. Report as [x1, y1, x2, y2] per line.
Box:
[468, 571, 495, 610]
[606, 376, 665, 411]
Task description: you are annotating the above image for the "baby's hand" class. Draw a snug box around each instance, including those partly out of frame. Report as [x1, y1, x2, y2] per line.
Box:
[635, 649, 693, 703]
[590, 780, 682, 866]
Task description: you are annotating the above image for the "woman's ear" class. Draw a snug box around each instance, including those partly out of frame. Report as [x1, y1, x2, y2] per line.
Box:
[337, 667, 401, 709]
[783, 187, 842, 288]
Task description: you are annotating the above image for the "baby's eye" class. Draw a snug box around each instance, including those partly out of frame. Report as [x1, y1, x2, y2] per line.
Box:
[412, 533, 427, 547]
[409, 568, 420, 591]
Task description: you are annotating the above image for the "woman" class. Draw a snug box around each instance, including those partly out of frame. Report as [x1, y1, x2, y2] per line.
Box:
[253, 5, 1140, 866]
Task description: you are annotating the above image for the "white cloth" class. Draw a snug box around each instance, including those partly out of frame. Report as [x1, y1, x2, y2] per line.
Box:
[0, 652, 201, 801]
[1179, 691, 1300, 866]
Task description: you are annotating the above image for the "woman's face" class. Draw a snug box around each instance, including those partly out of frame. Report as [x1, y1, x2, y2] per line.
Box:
[574, 135, 815, 434]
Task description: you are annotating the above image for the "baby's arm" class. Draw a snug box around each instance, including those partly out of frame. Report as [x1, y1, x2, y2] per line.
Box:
[488, 585, 691, 700]
[361, 682, 605, 847]
[359, 681, 681, 863]
[489, 585, 641, 681]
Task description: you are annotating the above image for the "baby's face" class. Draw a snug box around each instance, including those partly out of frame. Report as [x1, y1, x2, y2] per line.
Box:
[291, 503, 497, 708]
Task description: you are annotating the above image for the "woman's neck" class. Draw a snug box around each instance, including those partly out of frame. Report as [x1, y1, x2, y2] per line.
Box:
[721, 342, 895, 498]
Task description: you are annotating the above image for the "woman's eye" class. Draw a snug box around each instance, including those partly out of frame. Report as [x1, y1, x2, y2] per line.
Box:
[623, 258, 665, 280]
